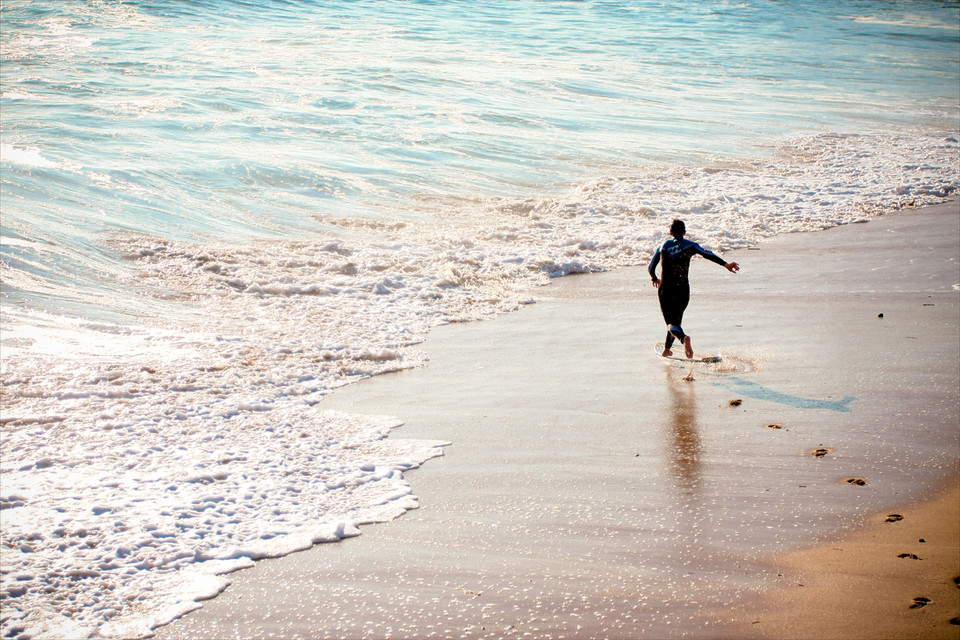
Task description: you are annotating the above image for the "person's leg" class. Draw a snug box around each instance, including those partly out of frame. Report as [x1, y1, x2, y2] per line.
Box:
[658, 288, 676, 354]
[661, 333, 674, 356]
[660, 286, 691, 357]
[667, 326, 693, 358]
[659, 286, 688, 356]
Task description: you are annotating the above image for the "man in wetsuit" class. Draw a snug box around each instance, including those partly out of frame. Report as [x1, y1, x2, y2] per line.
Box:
[648, 219, 739, 359]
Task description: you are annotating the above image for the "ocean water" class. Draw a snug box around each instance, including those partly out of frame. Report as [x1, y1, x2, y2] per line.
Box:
[1, 0, 958, 637]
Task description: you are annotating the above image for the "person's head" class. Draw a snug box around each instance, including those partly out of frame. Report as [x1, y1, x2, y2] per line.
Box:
[670, 219, 685, 237]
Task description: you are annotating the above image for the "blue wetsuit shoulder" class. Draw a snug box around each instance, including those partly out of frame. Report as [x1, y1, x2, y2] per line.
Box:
[652, 237, 726, 285]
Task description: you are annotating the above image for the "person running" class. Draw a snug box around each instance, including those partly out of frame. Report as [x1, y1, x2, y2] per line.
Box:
[648, 219, 739, 358]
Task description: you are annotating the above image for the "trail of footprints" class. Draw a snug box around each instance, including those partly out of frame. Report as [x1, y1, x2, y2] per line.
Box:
[885, 513, 960, 621]
[738, 397, 960, 623]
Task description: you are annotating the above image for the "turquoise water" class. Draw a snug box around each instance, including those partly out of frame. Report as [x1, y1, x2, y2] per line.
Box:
[1, 2, 958, 638]
[1, 0, 958, 317]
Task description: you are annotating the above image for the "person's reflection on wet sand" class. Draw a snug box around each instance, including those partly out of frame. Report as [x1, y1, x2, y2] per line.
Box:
[666, 370, 701, 497]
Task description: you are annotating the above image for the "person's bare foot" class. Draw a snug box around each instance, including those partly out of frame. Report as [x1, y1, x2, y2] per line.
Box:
[684, 336, 693, 359]
[662, 348, 672, 357]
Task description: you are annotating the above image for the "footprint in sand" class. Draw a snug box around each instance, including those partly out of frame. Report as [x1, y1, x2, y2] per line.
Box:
[909, 597, 931, 609]
[765, 423, 783, 430]
[885, 514, 904, 523]
[810, 448, 833, 458]
[845, 477, 867, 486]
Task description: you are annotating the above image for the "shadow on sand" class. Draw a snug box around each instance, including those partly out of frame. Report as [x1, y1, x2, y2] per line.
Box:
[712, 376, 856, 412]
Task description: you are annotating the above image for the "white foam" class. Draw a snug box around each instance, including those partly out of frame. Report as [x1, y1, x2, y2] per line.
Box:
[0, 143, 60, 169]
[0, 399, 445, 636]
[0, 91, 38, 100]
[850, 14, 960, 30]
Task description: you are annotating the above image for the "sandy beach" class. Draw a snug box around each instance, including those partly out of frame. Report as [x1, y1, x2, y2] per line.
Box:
[725, 476, 959, 640]
[156, 200, 959, 639]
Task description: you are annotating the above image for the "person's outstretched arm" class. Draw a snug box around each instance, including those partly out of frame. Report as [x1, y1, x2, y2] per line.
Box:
[693, 242, 739, 274]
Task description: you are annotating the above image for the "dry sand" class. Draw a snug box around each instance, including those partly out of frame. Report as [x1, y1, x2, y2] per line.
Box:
[725, 476, 959, 640]
[156, 201, 959, 639]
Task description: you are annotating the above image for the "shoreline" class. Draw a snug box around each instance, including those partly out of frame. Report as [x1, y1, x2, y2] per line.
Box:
[723, 472, 959, 639]
[157, 200, 959, 639]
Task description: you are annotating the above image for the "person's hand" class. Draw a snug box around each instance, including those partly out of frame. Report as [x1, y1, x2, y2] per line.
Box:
[725, 262, 739, 274]
[651, 278, 661, 288]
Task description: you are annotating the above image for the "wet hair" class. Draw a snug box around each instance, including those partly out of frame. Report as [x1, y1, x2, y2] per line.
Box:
[670, 219, 685, 236]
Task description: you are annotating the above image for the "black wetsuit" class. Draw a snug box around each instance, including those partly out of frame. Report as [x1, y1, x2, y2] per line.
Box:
[647, 236, 726, 350]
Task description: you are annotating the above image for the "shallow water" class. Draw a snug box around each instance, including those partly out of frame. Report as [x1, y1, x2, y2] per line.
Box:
[1, 1, 958, 637]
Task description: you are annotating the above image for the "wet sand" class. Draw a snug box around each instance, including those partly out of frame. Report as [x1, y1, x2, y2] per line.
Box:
[156, 200, 959, 639]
